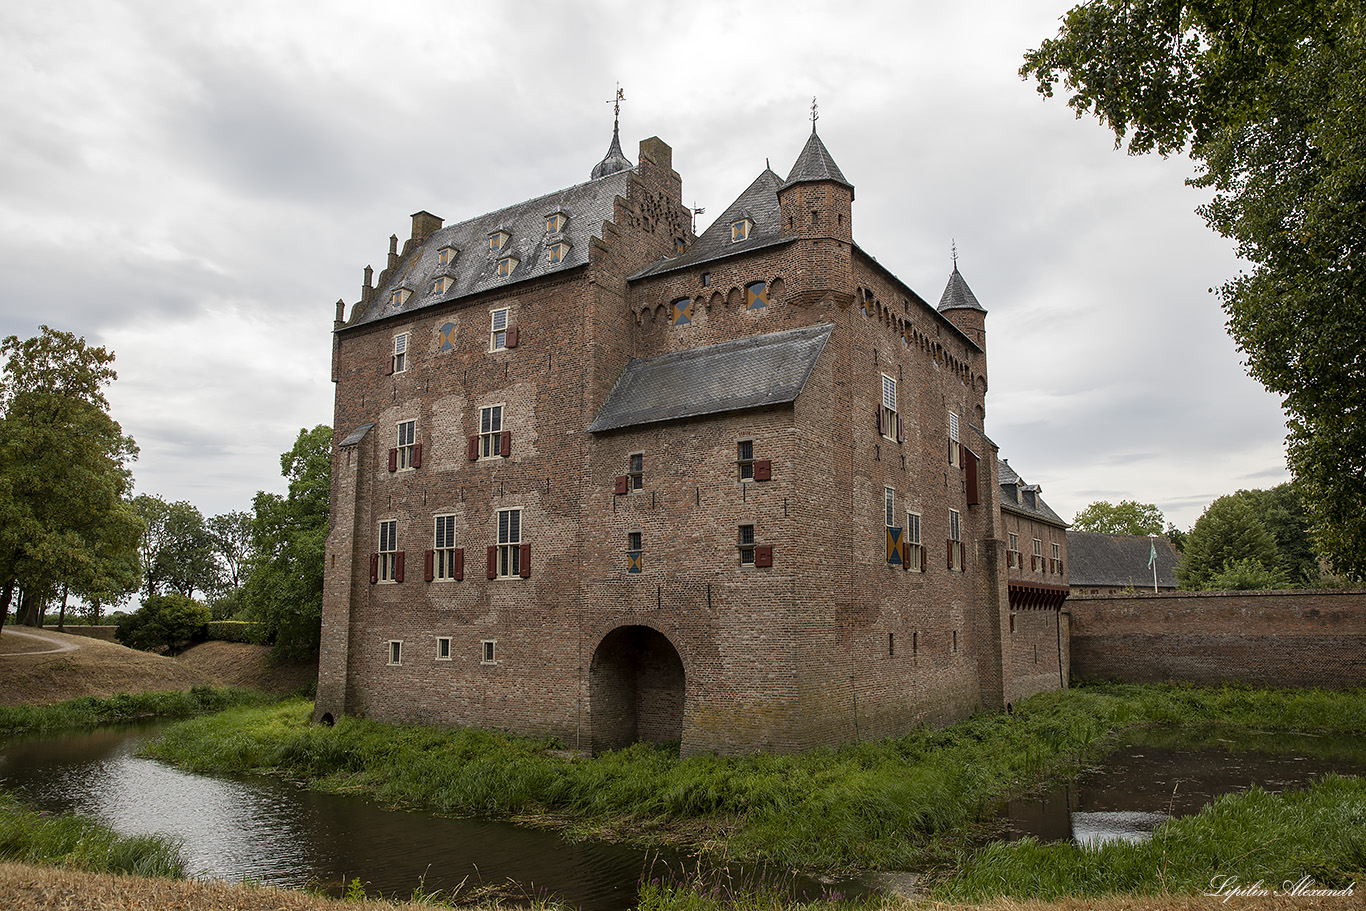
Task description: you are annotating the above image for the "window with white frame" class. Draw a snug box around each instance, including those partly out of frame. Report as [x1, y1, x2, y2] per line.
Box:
[628, 453, 643, 491]
[378, 520, 398, 583]
[1033, 537, 1043, 572]
[949, 411, 961, 467]
[436, 637, 452, 660]
[1052, 541, 1062, 574]
[396, 420, 416, 470]
[479, 405, 504, 459]
[432, 275, 452, 295]
[490, 308, 509, 351]
[1008, 532, 1020, 568]
[434, 515, 458, 580]
[387, 640, 402, 665]
[496, 508, 522, 578]
[737, 440, 755, 481]
[393, 333, 408, 373]
[884, 487, 896, 528]
[437, 245, 457, 267]
[481, 640, 497, 664]
[949, 509, 964, 571]
[738, 524, 756, 565]
[881, 374, 898, 440]
[906, 511, 922, 571]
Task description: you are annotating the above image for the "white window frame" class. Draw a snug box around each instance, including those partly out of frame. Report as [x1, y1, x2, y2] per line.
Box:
[881, 374, 898, 441]
[432, 276, 452, 295]
[737, 439, 755, 481]
[479, 404, 504, 459]
[884, 487, 896, 528]
[396, 420, 416, 470]
[436, 637, 452, 661]
[906, 511, 922, 572]
[433, 514, 457, 581]
[378, 520, 398, 583]
[496, 507, 522, 578]
[731, 218, 751, 242]
[490, 308, 509, 351]
[481, 639, 497, 665]
[949, 411, 961, 467]
[393, 333, 408, 373]
[1008, 532, 1020, 568]
[387, 640, 402, 665]
[1033, 537, 1043, 572]
[949, 508, 964, 571]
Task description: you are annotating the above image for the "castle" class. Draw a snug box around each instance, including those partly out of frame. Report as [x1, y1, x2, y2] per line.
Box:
[314, 113, 1070, 755]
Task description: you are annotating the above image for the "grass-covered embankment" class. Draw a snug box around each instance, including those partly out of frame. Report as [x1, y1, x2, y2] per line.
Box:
[145, 684, 1366, 873]
[0, 686, 273, 737]
[0, 792, 183, 878]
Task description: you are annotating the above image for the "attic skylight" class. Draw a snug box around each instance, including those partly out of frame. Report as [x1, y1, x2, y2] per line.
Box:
[731, 218, 753, 243]
[545, 212, 566, 233]
[489, 231, 510, 252]
[390, 288, 412, 307]
[547, 242, 569, 264]
[497, 255, 519, 278]
[437, 245, 458, 267]
[432, 276, 452, 295]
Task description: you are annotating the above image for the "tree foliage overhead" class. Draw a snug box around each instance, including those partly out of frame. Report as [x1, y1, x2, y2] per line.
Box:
[1072, 499, 1166, 536]
[0, 327, 142, 632]
[1022, 0, 1366, 579]
[1177, 492, 1282, 589]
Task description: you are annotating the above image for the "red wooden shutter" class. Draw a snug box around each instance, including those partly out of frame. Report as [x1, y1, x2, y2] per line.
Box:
[902, 549, 911, 571]
[454, 548, 465, 581]
[754, 460, 772, 481]
[486, 546, 497, 579]
[395, 552, 405, 583]
[896, 414, 905, 444]
[614, 475, 630, 495]
[947, 540, 954, 569]
[385, 357, 395, 376]
[369, 554, 379, 584]
[388, 448, 398, 472]
[505, 326, 519, 348]
[519, 544, 531, 578]
[467, 435, 479, 461]
[921, 544, 927, 572]
[499, 430, 512, 457]
[876, 408, 884, 436]
[754, 545, 773, 567]
[423, 549, 434, 582]
[412, 443, 422, 469]
[965, 449, 979, 505]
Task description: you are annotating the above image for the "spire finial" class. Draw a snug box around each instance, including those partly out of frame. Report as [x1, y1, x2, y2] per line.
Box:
[608, 83, 624, 132]
[951, 239, 959, 270]
[810, 96, 819, 133]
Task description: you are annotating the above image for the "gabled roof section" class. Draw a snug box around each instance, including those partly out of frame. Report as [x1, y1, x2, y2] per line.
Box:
[1067, 531, 1180, 589]
[937, 266, 985, 313]
[998, 458, 1067, 527]
[780, 129, 853, 198]
[589, 323, 833, 433]
[630, 168, 791, 280]
[347, 169, 634, 329]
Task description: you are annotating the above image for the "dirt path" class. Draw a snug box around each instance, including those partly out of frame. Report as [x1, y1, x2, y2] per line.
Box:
[0, 628, 81, 657]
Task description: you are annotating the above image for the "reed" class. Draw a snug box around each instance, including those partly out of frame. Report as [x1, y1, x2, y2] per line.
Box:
[0, 792, 184, 877]
[0, 686, 272, 736]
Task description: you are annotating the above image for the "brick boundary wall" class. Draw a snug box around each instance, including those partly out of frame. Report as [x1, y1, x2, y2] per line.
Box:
[1068, 589, 1366, 689]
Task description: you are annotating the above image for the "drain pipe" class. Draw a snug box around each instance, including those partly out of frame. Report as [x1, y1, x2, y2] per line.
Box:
[1056, 607, 1065, 689]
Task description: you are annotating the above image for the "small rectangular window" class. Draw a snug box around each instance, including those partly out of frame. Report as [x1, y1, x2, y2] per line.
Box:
[547, 242, 567, 264]
[949, 411, 961, 467]
[434, 515, 458, 580]
[388, 640, 402, 665]
[378, 520, 398, 583]
[546, 213, 565, 233]
[497, 508, 522, 578]
[949, 509, 963, 571]
[393, 333, 408, 373]
[628, 453, 643, 491]
[481, 640, 497, 664]
[738, 524, 756, 565]
[907, 512, 922, 571]
[881, 375, 898, 441]
[1008, 532, 1020, 569]
[490, 308, 509, 351]
[432, 276, 451, 295]
[436, 637, 452, 660]
[737, 440, 755, 481]
[627, 531, 642, 551]
[480, 405, 504, 459]
[884, 487, 895, 528]
[396, 420, 416, 470]
[1033, 537, 1043, 572]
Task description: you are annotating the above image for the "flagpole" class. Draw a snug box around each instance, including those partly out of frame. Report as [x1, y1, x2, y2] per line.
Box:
[1150, 535, 1158, 593]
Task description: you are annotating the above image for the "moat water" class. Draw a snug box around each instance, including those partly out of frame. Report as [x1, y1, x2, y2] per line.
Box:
[3, 723, 1364, 907]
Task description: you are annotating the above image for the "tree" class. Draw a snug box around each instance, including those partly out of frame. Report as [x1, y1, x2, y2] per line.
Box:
[1177, 492, 1281, 589]
[0, 327, 141, 634]
[153, 500, 220, 599]
[209, 510, 253, 593]
[242, 425, 331, 660]
[1072, 500, 1166, 536]
[115, 593, 210, 654]
[1022, 1, 1366, 579]
[1241, 484, 1320, 584]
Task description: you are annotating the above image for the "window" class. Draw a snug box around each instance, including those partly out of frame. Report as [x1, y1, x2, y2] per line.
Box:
[949, 509, 964, 571]
[497, 255, 518, 278]
[437, 245, 457, 267]
[432, 276, 452, 295]
[949, 412, 961, 467]
[547, 242, 568, 264]
[738, 524, 756, 565]
[627, 531, 643, 574]
[481, 640, 497, 664]
[731, 218, 752, 242]
[434, 515, 458, 580]
[737, 440, 755, 481]
[881, 374, 898, 441]
[906, 512, 922, 572]
[1008, 532, 1020, 568]
[388, 640, 402, 665]
[545, 213, 565, 233]
[378, 520, 398, 583]
[701, 273, 711, 287]
[884, 487, 896, 528]
[490, 308, 509, 351]
[438, 321, 457, 352]
[1033, 538, 1043, 572]
[394, 420, 417, 470]
[436, 637, 452, 660]
[628, 531, 642, 551]
[1052, 541, 1063, 574]
[479, 405, 504, 459]
[496, 507, 522, 578]
[393, 333, 408, 373]
[628, 453, 643, 491]
[390, 288, 412, 308]
[745, 281, 768, 309]
[489, 231, 509, 251]
[671, 297, 692, 325]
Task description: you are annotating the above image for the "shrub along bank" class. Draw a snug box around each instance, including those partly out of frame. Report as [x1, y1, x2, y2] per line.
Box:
[145, 684, 1366, 874]
[0, 686, 272, 737]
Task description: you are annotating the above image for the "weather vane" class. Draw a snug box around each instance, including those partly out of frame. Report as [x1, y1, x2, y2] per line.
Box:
[810, 96, 819, 132]
[608, 83, 624, 128]
[951, 239, 958, 268]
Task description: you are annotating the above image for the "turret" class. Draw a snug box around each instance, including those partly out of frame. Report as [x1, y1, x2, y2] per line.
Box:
[937, 262, 987, 352]
[776, 126, 854, 298]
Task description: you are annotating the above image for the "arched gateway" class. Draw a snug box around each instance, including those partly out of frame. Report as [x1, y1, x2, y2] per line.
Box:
[589, 626, 685, 753]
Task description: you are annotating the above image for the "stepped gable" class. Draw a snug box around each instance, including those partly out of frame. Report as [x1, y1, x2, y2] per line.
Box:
[589, 324, 833, 432]
[937, 265, 986, 312]
[351, 168, 635, 328]
[1068, 530, 1180, 589]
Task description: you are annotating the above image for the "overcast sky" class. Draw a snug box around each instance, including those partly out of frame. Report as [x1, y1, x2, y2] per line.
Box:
[1, 0, 1289, 531]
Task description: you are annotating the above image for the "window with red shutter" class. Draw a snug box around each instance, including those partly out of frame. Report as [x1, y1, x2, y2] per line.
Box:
[896, 414, 905, 444]
[486, 546, 497, 579]
[388, 448, 398, 472]
[505, 326, 519, 348]
[424, 549, 434, 582]
[947, 540, 954, 569]
[394, 552, 405, 583]
[876, 407, 884, 436]
[499, 430, 512, 457]
[614, 475, 629, 495]
[753, 460, 772, 481]
[454, 548, 464, 581]
[519, 544, 531, 578]
[370, 554, 379, 584]
[467, 435, 479, 461]
[964, 448, 979, 505]
[385, 357, 395, 376]
[754, 545, 773, 567]
[412, 443, 422, 469]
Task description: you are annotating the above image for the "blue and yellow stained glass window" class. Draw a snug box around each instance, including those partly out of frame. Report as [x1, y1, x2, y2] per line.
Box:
[746, 281, 768, 310]
[437, 322, 457, 352]
[886, 526, 905, 565]
[672, 297, 693, 325]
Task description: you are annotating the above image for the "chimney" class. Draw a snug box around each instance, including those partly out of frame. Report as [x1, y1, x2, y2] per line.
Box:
[361, 265, 374, 303]
[388, 235, 399, 270]
[411, 210, 443, 243]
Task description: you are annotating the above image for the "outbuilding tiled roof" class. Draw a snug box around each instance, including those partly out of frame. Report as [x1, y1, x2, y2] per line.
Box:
[348, 168, 635, 329]
[588, 323, 833, 432]
[1067, 531, 1180, 589]
[998, 459, 1068, 527]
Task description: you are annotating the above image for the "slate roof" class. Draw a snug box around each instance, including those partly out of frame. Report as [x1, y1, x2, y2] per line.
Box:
[937, 266, 985, 312]
[781, 129, 854, 197]
[631, 168, 792, 279]
[588, 323, 833, 433]
[1067, 531, 1180, 589]
[337, 422, 374, 447]
[998, 459, 1068, 527]
[347, 168, 635, 329]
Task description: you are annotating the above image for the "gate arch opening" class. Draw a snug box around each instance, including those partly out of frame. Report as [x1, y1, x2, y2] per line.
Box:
[589, 625, 684, 753]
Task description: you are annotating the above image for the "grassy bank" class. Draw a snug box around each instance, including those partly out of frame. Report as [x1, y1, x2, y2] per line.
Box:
[0, 686, 273, 737]
[145, 684, 1366, 873]
[0, 792, 183, 878]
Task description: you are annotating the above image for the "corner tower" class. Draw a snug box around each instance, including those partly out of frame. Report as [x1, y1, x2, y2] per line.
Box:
[777, 126, 854, 300]
[937, 262, 987, 352]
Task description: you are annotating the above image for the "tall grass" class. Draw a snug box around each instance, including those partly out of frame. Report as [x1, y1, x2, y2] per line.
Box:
[0, 686, 272, 736]
[144, 685, 1366, 871]
[0, 792, 184, 877]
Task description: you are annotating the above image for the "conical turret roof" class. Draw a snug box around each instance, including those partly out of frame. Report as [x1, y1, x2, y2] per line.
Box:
[780, 129, 853, 197]
[937, 266, 985, 313]
[591, 120, 633, 180]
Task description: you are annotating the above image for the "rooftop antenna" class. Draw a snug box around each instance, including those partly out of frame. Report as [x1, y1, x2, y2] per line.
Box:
[810, 96, 819, 133]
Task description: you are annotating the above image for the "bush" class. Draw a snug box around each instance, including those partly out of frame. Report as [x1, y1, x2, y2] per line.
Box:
[205, 620, 267, 644]
[114, 593, 211, 654]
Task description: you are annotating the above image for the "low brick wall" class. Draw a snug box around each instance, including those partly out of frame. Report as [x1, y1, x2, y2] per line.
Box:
[42, 625, 118, 641]
[1069, 589, 1366, 689]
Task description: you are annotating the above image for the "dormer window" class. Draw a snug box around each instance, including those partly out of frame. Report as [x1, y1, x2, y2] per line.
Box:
[547, 242, 569, 264]
[489, 231, 510, 252]
[437, 245, 458, 267]
[497, 255, 519, 278]
[390, 287, 412, 307]
[545, 212, 566, 233]
[432, 276, 452, 295]
[731, 218, 753, 243]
